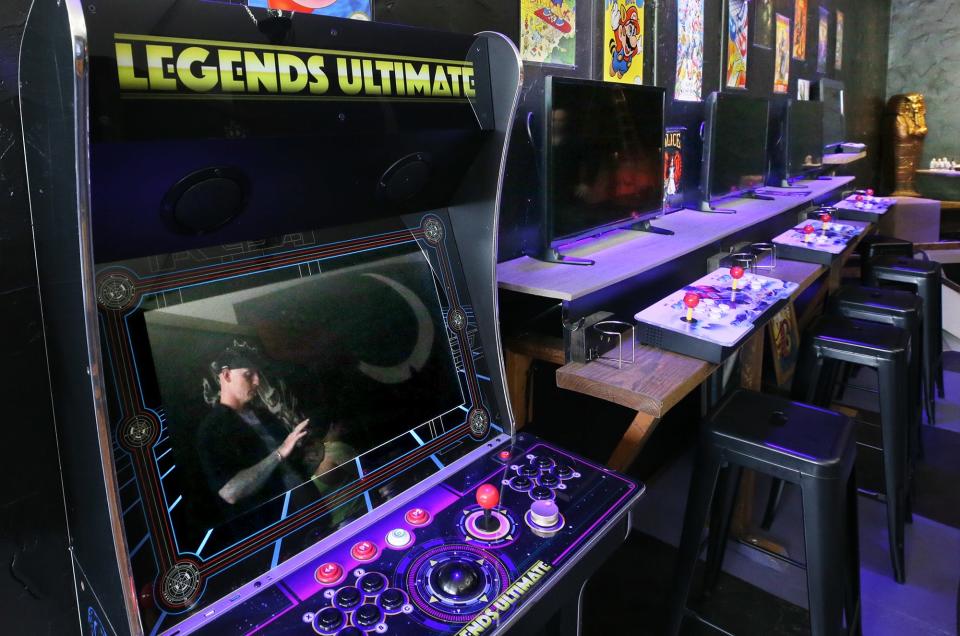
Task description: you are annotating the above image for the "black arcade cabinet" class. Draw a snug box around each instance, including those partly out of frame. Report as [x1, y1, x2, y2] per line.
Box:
[20, 2, 644, 634]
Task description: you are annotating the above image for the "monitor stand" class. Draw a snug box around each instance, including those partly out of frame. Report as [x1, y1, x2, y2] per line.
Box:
[742, 191, 777, 201]
[536, 247, 595, 266]
[628, 219, 675, 235]
[694, 201, 737, 214]
[779, 180, 812, 189]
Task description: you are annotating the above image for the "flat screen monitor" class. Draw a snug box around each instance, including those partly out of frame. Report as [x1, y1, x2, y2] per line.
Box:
[701, 92, 770, 205]
[544, 76, 666, 247]
[816, 78, 846, 149]
[783, 99, 824, 183]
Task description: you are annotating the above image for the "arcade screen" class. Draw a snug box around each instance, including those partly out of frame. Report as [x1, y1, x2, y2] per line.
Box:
[546, 76, 665, 242]
[703, 92, 769, 202]
[785, 100, 824, 179]
[817, 79, 846, 148]
[138, 238, 466, 546]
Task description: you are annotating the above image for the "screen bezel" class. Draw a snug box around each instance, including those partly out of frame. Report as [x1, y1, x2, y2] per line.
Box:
[816, 78, 846, 149]
[784, 99, 825, 181]
[701, 91, 771, 204]
[543, 75, 666, 248]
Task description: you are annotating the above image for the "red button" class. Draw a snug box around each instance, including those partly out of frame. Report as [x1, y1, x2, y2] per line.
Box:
[405, 508, 430, 526]
[498, 450, 511, 460]
[350, 541, 378, 562]
[315, 562, 343, 585]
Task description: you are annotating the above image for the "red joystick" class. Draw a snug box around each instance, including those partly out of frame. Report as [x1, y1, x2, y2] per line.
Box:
[476, 484, 500, 532]
[315, 562, 343, 585]
[855, 194, 864, 202]
[682, 292, 700, 322]
[867, 188, 875, 196]
[819, 212, 832, 223]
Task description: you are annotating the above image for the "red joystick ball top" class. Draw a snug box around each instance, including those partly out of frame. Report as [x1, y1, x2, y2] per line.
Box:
[820, 212, 832, 223]
[867, 188, 875, 196]
[476, 484, 500, 510]
[804, 224, 815, 234]
[730, 266, 745, 280]
[315, 562, 343, 585]
[498, 450, 511, 460]
[855, 194, 864, 202]
[683, 292, 700, 309]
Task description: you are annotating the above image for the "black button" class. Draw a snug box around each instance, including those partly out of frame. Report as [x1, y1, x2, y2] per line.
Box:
[355, 603, 383, 627]
[334, 586, 361, 609]
[534, 456, 555, 470]
[359, 572, 387, 595]
[518, 464, 539, 477]
[510, 475, 532, 491]
[538, 473, 560, 488]
[430, 559, 484, 599]
[530, 486, 553, 500]
[381, 588, 404, 611]
[555, 465, 574, 479]
[314, 607, 344, 632]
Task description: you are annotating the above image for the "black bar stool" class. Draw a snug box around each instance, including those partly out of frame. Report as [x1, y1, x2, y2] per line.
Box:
[669, 389, 860, 636]
[793, 315, 911, 583]
[857, 235, 913, 266]
[864, 256, 943, 421]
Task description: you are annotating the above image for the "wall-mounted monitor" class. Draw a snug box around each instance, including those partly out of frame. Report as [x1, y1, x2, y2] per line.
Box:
[538, 76, 669, 265]
[815, 78, 846, 151]
[701, 92, 770, 210]
[782, 99, 824, 185]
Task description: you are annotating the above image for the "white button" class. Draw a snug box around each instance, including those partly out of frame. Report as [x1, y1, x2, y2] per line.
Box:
[386, 528, 411, 547]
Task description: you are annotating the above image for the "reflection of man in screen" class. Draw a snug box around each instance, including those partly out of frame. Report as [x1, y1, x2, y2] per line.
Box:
[198, 346, 310, 516]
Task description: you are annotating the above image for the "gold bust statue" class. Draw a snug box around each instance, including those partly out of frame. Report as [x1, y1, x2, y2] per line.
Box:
[885, 92, 928, 196]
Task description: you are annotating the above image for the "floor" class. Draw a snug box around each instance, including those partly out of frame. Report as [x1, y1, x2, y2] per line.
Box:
[560, 352, 960, 635]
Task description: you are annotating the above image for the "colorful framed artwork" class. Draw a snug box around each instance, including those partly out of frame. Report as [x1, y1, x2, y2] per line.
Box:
[835, 10, 844, 71]
[768, 303, 800, 386]
[817, 6, 829, 73]
[725, 0, 749, 89]
[774, 14, 790, 94]
[755, 0, 773, 49]
[792, 0, 807, 60]
[520, 0, 578, 67]
[604, 0, 645, 84]
[663, 127, 685, 211]
[245, 0, 372, 19]
[675, 0, 704, 101]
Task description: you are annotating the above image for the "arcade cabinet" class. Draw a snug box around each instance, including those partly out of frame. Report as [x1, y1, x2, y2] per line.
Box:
[19, 1, 644, 634]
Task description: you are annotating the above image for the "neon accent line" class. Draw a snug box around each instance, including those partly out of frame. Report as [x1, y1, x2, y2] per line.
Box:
[156, 447, 172, 461]
[429, 454, 444, 470]
[129, 533, 150, 558]
[160, 464, 176, 480]
[490, 423, 504, 433]
[196, 528, 214, 557]
[363, 491, 373, 514]
[122, 498, 141, 516]
[410, 430, 425, 445]
[476, 373, 491, 381]
[458, 405, 469, 412]
[148, 612, 167, 636]
[354, 457, 364, 478]
[167, 495, 182, 513]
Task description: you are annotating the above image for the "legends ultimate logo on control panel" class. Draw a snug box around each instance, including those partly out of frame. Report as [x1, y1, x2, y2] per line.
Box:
[113, 34, 477, 100]
[456, 561, 553, 636]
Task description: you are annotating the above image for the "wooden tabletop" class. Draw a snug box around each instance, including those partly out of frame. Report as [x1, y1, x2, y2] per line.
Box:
[497, 177, 855, 302]
[823, 151, 867, 165]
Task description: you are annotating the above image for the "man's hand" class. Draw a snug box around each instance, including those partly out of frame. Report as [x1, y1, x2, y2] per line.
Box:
[278, 419, 310, 459]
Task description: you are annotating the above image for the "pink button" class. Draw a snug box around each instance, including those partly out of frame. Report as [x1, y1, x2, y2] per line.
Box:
[351, 541, 378, 562]
[498, 450, 511, 460]
[405, 508, 430, 526]
[315, 562, 343, 585]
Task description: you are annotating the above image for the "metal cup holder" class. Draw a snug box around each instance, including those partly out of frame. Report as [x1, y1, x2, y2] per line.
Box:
[589, 320, 635, 369]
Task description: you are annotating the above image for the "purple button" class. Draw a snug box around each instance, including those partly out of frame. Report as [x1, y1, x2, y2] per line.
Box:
[530, 500, 559, 527]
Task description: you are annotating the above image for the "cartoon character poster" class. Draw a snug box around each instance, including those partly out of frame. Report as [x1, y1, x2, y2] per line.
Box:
[521, 0, 577, 67]
[725, 0, 748, 89]
[792, 0, 807, 60]
[604, 1, 644, 84]
[817, 6, 829, 73]
[755, 0, 773, 49]
[774, 14, 791, 94]
[663, 127, 685, 211]
[835, 11, 844, 71]
[675, 0, 704, 102]
[768, 303, 800, 386]
[245, 0, 372, 19]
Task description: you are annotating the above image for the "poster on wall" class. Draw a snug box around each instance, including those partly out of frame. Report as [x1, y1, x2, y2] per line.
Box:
[755, 0, 773, 49]
[792, 0, 807, 60]
[520, 0, 578, 67]
[774, 14, 791, 94]
[244, 0, 371, 19]
[663, 127, 685, 211]
[768, 303, 800, 386]
[675, 0, 704, 101]
[835, 10, 844, 71]
[817, 6, 829, 73]
[725, 0, 749, 89]
[604, 1, 644, 83]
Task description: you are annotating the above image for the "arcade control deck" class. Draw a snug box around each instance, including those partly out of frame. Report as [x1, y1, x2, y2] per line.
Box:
[834, 191, 895, 221]
[772, 219, 864, 265]
[182, 433, 642, 635]
[634, 267, 798, 363]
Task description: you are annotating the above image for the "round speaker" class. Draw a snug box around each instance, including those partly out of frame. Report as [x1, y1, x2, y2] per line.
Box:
[378, 153, 431, 202]
[161, 167, 249, 235]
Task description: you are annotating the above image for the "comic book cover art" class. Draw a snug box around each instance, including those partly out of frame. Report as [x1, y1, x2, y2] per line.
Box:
[521, 0, 577, 67]
[675, 0, 704, 102]
[604, 1, 644, 84]
[726, 0, 748, 89]
[768, 303, 800, 386]
[792, 0, 807, 60]
[245, 0, 371, 19]
[663, 127, 685, 211]
[817, 7, 829, 73]
[774, 14, 790, 94]
[835, 11, 844, 70]
[755, 0, 773, 49]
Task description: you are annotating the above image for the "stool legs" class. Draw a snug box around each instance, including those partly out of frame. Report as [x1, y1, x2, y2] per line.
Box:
[668, 449, 723, 636]
[703, 465, 743, 593]
[845, 472, 863, 636]
[878, 359, 908, 583]
[800, 472, 848, 636]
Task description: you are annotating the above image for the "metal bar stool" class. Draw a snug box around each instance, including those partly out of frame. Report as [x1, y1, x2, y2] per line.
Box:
[669, 389, 860, 636]
[863, 256, 943, 423]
